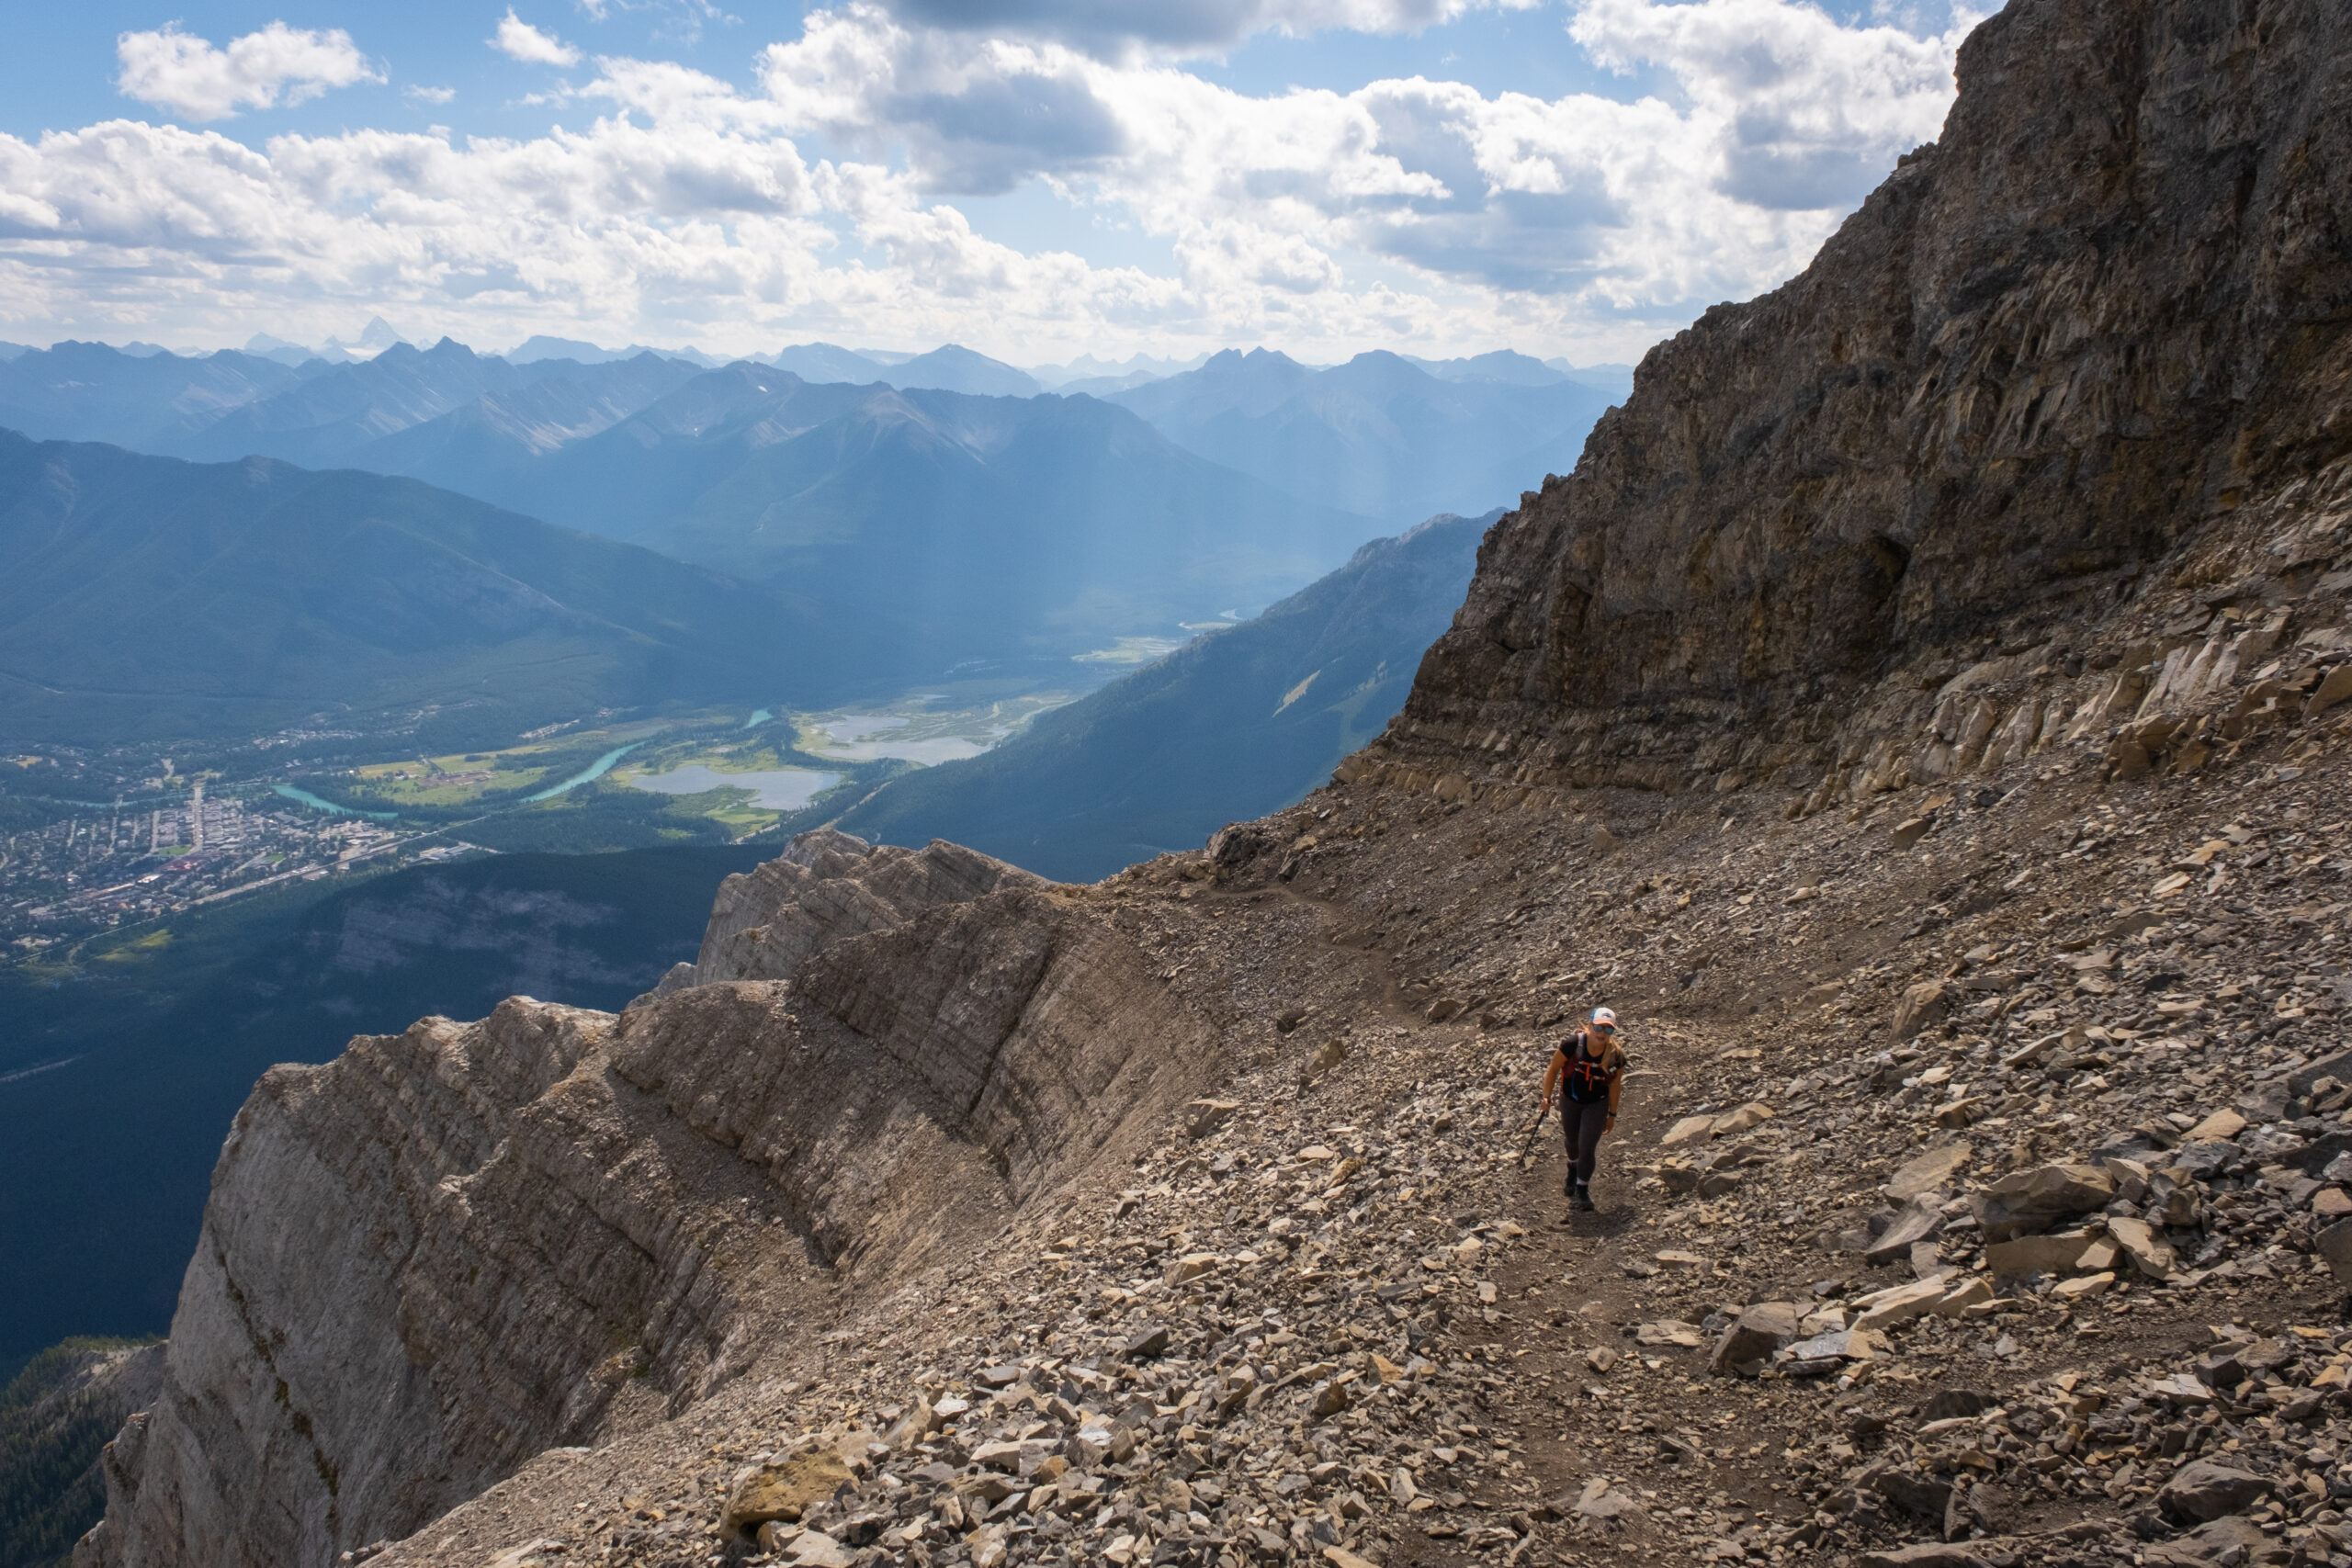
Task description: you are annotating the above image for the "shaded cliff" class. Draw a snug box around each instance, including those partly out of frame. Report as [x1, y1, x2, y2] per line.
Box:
[1389, 0, 2352, 798]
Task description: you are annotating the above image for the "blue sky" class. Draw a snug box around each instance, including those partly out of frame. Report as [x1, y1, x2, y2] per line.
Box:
[0, 0, 1984, 363]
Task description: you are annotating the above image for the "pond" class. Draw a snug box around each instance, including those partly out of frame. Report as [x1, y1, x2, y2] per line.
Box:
[626, 765, 842, 811]
[804, 713, 992, 764]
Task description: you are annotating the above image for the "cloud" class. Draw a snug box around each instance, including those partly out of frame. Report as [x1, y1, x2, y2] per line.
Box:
[405, 85, 458, 106]
[10, 0, 1978, 363]
[756, 0, 1969, 310]
[759, 7, 1126, 195]
[114, 23, 381, 121]
[1571, 0, 1979, 210]
[492, 10, 584, 67]
[880, 0, 1538, 59]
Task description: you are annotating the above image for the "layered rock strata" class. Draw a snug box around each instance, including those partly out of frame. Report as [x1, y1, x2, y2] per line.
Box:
[650, 830, 1043, 998]
[1393, 0, 2352, 800]
[79, 841, 1224, 1568]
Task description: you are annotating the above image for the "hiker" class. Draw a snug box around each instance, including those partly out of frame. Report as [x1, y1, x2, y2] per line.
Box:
[1541, 1007, 1624, 1211]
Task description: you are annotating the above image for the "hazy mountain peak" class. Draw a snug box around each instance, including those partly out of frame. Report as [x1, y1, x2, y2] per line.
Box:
[887, 344, 1040, 399]
[507, 335, 632, 365]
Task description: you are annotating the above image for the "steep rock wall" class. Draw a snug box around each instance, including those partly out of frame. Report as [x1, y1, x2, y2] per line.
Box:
[661, 829, 1044, 995]
[80, 840, 1215, 1568]
[1395, 0, 2352, 796]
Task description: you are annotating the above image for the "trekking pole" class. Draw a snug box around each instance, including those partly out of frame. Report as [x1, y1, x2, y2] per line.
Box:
[1518, 1101, 1550, 1167]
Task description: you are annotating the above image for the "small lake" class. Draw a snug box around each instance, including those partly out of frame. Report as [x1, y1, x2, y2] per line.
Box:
[627, 765, 841, 811]
[742, 708, 773, 729]
[525, 744, 642, 802]
[272, 784, 397, 820]
[807, 714, 991, 764]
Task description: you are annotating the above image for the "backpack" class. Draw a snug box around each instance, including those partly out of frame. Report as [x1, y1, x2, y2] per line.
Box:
[1559, 1030, 1621, 1105]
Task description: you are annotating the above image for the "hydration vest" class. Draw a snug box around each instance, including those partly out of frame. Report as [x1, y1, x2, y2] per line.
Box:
[1559, 1029, 1622, 1105]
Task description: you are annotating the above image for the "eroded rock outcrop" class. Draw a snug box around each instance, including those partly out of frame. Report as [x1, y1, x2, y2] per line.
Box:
[650, 829, 1044, 998]
[1385, 0, 2352, 801]
[79, 840, 1214, 1568]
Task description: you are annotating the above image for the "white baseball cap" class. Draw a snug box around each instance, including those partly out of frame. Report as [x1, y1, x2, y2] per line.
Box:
[1591, 1007, 1617, 1029]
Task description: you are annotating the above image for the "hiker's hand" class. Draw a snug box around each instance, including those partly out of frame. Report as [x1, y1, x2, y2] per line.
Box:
[1603, 1116, 1616, 1133]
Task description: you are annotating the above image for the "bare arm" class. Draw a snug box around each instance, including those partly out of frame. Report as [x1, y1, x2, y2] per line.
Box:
[1605, 1052, 1623, 1120]
[1541, 1049, 1564, 1107]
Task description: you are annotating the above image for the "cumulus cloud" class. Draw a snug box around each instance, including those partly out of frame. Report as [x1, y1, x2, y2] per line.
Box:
[114, 22, 381, 121]
[760, 7, 1126, 194]
[757, 0, 1969, 310]
[883, 0, 1537, 58]
[405, 85, 458, 105]
[12, 0, 1979, 362]
[493, 10, 584, 67]
[1572, 0, 1979, 210]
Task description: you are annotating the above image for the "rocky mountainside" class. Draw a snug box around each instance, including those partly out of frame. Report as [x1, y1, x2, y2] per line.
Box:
[831, 513, 1493, 882]
[1392, 0, 2352, 801]
[62, 2, 2352, 1568]
[0, 433, 887, 749]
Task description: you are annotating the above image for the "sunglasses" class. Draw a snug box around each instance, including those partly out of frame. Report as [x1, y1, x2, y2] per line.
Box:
[1592, 1022, 1617, 1034]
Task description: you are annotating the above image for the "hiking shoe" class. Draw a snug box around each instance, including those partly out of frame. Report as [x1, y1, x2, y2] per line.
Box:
[1575, 1185, 1596, 1212]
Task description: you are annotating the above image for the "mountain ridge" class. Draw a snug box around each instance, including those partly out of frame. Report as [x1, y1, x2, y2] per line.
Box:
[1111, 348, 1615, 524]
[0, 431, 886, 748]
[830, 510, 1496, 880]
[382, 368, 1388, 666]
[61, 6, 2352, 1568]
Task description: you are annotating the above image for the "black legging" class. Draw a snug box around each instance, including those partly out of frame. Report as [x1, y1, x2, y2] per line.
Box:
[1562, 1100, 1610, 1184]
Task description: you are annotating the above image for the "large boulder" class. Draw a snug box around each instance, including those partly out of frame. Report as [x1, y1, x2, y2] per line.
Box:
[2144, 1517, 2276, 1566]
[1893, 981, 1956, 1040]
[1710, 1302, 1803, 1376]
[2156, 1461, 2273, 1524]
[1984, 1229, 2100, 1278]
[2313, 1218, 2352, 1282]
[722, 1451, 856, 1536]
[1970, 1163, 2116, 1242]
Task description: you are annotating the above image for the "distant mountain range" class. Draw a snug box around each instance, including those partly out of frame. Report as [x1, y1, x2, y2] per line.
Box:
[372, 365, 1384, 667]
[0, 336, 1614, 744]
[0, 338, 1623, 527]
[0, 342, 314, 452]
[1112, 348, 1616, 524]
[833, 509, 1496, 880]
[0, 432, 887, 748]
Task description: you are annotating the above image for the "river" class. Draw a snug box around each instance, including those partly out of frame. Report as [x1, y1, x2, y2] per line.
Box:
[525, 743, 644, 802]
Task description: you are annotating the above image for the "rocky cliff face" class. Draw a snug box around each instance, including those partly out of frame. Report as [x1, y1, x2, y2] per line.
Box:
[73, 2, 2352, 1566]
[653, 830, 1044, 998]
[1390, 0, 2351, 799]
[77, 839, 1227, 1568]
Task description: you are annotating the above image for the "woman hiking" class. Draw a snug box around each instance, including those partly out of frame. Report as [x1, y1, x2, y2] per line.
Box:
[1541, 1007, 1625, 1212]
